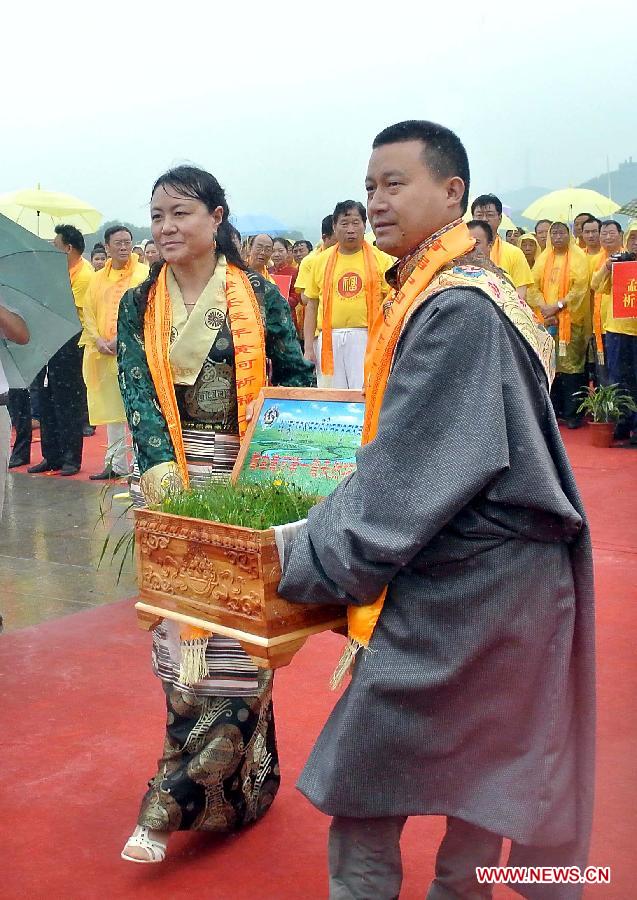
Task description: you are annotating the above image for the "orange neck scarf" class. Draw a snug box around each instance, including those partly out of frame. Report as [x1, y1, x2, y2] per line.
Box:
[320, 242, 381, 376]
[331, 221, 476, 687]
[143, 262, 267, 488]
[101, 256, 138, 340]
[491, 234, 503, 267]
[592, 248, 610, 357]
[541, 248, 572, 354]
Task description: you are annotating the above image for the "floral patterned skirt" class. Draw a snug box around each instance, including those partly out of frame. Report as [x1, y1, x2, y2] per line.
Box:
[138, 672, 280, 832]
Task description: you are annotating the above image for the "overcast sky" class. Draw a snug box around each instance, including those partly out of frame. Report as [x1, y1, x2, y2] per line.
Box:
[2, 0, 634, 238]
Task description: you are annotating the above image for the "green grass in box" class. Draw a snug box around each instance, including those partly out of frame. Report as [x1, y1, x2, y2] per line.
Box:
[157, 479, 319, 530]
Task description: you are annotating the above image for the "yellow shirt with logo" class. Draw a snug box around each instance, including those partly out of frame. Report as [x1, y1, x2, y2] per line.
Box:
[305, 245, 393, 331]
[491, 236, 533, 289]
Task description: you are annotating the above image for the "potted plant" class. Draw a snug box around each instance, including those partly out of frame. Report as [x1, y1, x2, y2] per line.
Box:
[576, 384, 637, 447]
[133, 480, 346, 669]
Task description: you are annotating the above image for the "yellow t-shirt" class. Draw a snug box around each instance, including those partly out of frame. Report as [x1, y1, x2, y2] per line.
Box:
[491, 236, 533, 289]
[294, 249, 319, 294]
[306, 245, 393, 331]
[70, 257, 95, 327]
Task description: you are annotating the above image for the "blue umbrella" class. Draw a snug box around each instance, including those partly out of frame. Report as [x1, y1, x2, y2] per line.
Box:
[230, 213, 290, 237]
[0, 213, 80, 388]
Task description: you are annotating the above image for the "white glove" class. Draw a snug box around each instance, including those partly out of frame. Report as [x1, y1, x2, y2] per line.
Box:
[272, 519, 307, 569]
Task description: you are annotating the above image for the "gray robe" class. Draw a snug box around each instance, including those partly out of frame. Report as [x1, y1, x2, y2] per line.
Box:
[278, 285, 595, 896]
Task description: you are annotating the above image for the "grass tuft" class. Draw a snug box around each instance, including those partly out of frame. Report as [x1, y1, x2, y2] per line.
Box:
[157, 478, 319, 530]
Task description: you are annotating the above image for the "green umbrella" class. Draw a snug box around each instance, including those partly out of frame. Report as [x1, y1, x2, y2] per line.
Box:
[0, 212, 80, 388]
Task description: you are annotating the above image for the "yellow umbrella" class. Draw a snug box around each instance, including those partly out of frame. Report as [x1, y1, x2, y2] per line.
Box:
[0, 186, 103, 239]
[522, 188, 619, 223]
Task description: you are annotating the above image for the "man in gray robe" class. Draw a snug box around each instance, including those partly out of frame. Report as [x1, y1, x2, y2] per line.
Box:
[277, 121, 595, 899]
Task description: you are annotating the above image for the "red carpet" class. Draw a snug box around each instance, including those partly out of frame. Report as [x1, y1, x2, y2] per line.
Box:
[0, 428, 635, 899]
[10, 425, 128, 484]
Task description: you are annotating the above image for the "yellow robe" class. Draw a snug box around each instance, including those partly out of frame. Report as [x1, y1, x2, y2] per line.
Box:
[81, 258, 149, 424]
[531, 244, 590, 373]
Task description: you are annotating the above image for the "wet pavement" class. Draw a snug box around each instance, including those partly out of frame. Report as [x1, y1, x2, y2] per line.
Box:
[0, 474, 137, 632]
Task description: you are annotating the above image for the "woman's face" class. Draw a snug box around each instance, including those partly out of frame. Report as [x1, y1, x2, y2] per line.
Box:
[150, 185, 223, 265]
[91, 252, 107, 270]
[270, 241, 288, 267]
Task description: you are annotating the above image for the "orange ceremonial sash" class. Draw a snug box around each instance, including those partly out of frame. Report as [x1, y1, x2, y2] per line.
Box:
[592, 249, 609, 356]
[143, 263, 267, 489]
[330, 222, 476, 686]
[320, 242, 381, 377]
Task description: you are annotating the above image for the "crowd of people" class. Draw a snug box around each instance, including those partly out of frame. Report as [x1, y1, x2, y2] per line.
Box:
[0, 115, 630, 895]
[5, 188, 637, 481]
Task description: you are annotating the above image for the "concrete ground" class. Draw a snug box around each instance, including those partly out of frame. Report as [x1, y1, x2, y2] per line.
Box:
[0, 473, 136, 632]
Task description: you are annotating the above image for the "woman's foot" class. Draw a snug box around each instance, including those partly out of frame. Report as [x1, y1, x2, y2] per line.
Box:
[121, 825, 169, 863]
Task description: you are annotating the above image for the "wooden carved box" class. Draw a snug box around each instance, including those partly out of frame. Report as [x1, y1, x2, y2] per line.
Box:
[134, 508, 346, 669]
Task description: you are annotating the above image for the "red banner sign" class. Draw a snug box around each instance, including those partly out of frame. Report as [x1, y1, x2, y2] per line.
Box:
[271, 273, 292, 301]
[612, 261, 637, 319]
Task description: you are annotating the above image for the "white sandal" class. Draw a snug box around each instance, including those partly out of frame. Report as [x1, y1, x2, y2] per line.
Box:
[120, 825, 168, 864]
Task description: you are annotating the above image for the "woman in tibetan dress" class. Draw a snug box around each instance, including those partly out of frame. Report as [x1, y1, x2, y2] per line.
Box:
[117, 166, 314, 863]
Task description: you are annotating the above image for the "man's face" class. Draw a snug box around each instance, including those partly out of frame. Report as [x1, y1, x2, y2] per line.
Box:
[366, 141, 465, 258]
[53, 234, 71, 256]
[519, 238, 537, 266]
[600, 224, 623, 251]
[468, 226, 491, 257]
[292, 242, 309, 263]
[144, 243, 160, 264]
[550, 224, 570, 252]
[535, 221, 550, 249]
[473, 203, 502, 241]
[626, 231, 637, 254]
[249, 234, 274, 268]
[106, 230, 133, 264]
[91, 252, 107, 270]
[582, 222, 600, 250]
[333, 210, 365, 252]
[573, 214, 589, 239]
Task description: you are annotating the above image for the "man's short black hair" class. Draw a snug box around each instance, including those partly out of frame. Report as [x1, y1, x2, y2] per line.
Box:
[104, 224, 133, 244]
[293, 239, 313, 253]
[467, 220, 494, 244]
[471, 193, 503, 216]
[333, 200, 367, 227]
[321, 215, 334, 239]
[535, 219, 551, 233]
[373, 120, 470, 215]
[54, 223, 85, 254]
[601, 220, 622, 233]
[574, 211, 594, 221]
[582, 216, 602, 230]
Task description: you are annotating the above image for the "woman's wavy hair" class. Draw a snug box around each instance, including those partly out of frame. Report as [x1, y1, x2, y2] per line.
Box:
[137, 165, 247, 319]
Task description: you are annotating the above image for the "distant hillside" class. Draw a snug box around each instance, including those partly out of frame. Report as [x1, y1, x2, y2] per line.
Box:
[578, 157, 637, 206]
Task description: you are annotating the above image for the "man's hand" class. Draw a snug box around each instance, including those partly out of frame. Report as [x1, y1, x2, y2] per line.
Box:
[96, 337, 115, 355]
[304, 343, 316, 364]
[539, 303, 561, 319]
[605, 258, 613, 272]
[543, 315, 558, 327]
